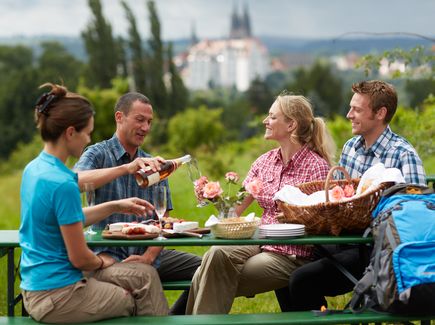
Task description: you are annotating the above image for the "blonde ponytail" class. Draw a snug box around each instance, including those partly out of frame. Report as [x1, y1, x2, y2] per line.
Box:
[277, 93, 336, 166]
[309, 117, 336, 166]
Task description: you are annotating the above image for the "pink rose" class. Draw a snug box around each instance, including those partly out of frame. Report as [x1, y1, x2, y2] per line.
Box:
[194, 176, 209, 200]
[203, 181, 223, 199]
[225, 171, 239, 183]
[343, 184, 355, 198]
[330, 185, 345, 202]
[245, 178, 263, 198]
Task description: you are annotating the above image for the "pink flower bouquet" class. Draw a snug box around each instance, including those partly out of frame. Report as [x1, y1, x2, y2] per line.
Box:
[194, 172, 262, 218]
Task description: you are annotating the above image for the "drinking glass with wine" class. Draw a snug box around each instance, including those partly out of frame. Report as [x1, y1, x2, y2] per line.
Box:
[153, 184, 167, 240]
[82, 183, 96, 235]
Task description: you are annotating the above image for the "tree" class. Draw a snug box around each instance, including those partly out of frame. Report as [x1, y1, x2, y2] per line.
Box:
[167, 42, 188, 114]
[147, 0, 168, 116]
[246, 77, 274, 115]
[37, 41, 83, 90]
[286, 61, 343, 118]
[405, 78, 435, 108]
[81, 0, 119, 88]
[0, 45, 39, 159]
[121, 0, 148, 93]
[167, 106, 224, 154]
[356, 46, 434, 80]
[78, 79, 129, 144]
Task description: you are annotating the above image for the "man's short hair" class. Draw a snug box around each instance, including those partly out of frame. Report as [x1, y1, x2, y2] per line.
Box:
[114, 92, 151, 114]
[351, 80, 397, 124]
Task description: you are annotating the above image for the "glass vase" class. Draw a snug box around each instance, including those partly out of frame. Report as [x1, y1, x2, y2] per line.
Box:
[217, 205, 237, 220]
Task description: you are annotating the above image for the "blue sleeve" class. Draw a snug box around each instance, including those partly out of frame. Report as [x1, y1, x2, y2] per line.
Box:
[399, 151, 427, 186]
[53, 181, 85, 226]
[74, 144, 104, 171]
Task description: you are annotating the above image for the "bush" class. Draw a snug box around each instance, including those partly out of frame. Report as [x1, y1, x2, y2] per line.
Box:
[390, 97, 435, 159]
[167, 106, 224, 155]
[0, 135, 43, 175]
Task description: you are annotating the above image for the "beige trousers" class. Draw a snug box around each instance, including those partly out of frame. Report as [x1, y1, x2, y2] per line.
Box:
[23, 262, 169, 323]
[185, 245, 310, 314]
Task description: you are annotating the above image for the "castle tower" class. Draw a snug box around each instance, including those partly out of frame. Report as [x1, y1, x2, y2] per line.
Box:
[229, 2, 251, 39]
[243, 3, 251, 37]
[190, 21, 199, 46]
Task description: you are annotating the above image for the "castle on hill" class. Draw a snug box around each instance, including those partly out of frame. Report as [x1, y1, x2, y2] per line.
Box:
[177, 3, 270, 92]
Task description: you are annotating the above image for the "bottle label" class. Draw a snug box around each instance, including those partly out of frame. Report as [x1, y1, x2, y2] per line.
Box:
[147, 172, 161, 187]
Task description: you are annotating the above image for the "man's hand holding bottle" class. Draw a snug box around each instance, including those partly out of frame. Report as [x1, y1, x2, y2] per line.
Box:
[127, 156, 166, 174]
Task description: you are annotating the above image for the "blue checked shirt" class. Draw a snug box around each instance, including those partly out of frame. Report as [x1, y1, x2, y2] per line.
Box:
[74, 134, 173, 264]
[339, 126, 426, 186]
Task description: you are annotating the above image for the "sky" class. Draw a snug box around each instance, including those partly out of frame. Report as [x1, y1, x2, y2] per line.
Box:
[1, 0, 434, 41]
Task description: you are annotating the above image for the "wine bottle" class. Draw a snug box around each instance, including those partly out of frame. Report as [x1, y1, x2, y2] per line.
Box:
[135, 155, 192, 187]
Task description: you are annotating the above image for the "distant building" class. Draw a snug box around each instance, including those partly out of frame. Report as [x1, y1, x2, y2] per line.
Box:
[178, 3, 270, 92]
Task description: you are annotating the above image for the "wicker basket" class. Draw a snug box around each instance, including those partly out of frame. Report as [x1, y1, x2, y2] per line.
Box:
[211, 219, 260, 239]
[277, 166, 391, 236]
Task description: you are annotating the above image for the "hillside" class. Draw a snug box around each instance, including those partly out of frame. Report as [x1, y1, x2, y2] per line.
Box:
[0, 35, 432, 61]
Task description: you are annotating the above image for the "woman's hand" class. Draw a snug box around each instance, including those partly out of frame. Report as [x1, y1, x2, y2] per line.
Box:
[116, 197, 155, 217]
[126, 157, 165, 174]
[99, 253, 116, 269]
[122, 247, 162, 265]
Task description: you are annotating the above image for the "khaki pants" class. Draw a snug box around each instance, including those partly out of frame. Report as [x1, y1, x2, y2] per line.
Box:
[185, 245, 309, 314]
[23, 262, 169, 323]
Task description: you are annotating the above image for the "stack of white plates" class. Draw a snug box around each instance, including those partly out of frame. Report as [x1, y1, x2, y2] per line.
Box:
[259, 223, 305, 238]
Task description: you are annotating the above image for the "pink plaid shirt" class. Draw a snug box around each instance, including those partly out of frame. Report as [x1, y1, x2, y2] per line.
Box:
[244, 144, 330, 258]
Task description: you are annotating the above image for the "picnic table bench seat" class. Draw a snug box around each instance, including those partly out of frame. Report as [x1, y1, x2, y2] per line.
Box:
[0, 311, 434, 325]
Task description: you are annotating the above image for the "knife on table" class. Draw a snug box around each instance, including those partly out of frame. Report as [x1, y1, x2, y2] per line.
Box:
[163, 229, 203, 238]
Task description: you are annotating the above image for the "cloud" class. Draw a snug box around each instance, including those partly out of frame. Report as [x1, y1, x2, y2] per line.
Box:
[0, 0, 434, 40]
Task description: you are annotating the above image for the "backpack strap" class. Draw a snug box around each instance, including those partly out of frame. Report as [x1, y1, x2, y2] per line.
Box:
[349, 216, 389, 313]
[382, 184, 433, 197]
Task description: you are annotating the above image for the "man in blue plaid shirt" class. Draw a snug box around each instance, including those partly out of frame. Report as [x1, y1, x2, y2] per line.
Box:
[75, 92, 201, 314]
[277, 80, 427, 312]
[339, 80, 425, 185]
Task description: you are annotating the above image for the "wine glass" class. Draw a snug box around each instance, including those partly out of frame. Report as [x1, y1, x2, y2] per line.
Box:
[153, 184, 167, 241]
[186, 158, 208, 207]
[82, 183, 96, 235]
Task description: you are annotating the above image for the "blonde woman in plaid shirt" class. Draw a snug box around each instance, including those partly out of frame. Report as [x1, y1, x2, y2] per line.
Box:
[186, 93, 336, 314]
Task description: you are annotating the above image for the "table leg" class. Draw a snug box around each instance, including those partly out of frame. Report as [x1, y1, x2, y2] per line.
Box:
[313, 244, 359, 285]
[7, 247, 15, 316]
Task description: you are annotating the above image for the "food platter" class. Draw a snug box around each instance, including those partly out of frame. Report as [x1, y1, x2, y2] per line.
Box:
[102, 230, 159, 240]
[102, 228, 210, 240]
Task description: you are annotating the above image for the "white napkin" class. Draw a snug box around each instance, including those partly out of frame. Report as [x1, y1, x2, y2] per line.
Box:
[273, 186, 326, 206]
[205, 215, 219, 227]
[356, 163, 405, 195]
[204, 212, 257, 227]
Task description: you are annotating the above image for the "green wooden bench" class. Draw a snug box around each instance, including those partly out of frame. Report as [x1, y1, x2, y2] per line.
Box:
[0, 311, 434, 325]
[162, 280, 191, 290]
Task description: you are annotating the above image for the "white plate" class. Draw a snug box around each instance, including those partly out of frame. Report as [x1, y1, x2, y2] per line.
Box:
[259, 230, 305, 235]
[259, 224, 305, 231]
[264, 234, 304, 238]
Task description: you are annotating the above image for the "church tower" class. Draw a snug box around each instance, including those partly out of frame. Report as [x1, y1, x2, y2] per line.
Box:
[229, 2, 251, 39]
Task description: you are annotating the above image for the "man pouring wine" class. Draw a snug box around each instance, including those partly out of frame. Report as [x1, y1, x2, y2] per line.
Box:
[74, 92, 201, 315]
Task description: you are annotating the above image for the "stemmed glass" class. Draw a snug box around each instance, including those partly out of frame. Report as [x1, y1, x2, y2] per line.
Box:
[186, 158, 208, 207]
[153, 184, 167, 241]
[82, 183, 96, 235]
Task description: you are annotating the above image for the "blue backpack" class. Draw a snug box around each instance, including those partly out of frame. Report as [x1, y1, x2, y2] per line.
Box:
[350, 184, 435, 314]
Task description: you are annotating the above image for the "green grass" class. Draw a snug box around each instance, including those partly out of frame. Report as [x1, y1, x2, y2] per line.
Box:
[1, 148, 434, 316]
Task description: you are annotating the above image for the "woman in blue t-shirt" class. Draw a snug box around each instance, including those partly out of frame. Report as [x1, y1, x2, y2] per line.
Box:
[19, 83, 169, 323]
